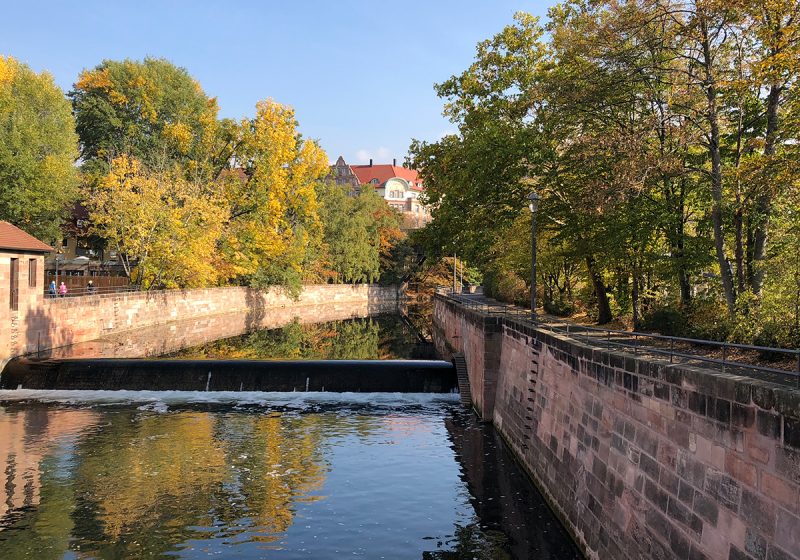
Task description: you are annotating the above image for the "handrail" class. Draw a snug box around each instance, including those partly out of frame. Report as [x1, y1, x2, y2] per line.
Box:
[438, 290, 800, 387]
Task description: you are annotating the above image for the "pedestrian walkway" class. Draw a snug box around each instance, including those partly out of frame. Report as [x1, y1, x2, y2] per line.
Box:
[442, 291, 800, 389]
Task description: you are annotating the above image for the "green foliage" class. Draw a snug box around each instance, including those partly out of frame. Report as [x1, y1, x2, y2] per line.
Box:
[641, 307, 688, 337]
[409, 3, 800, 346]
[0, 56, 79, 241]
[71, 57, 223, 172]
[317, 182, 402, 284]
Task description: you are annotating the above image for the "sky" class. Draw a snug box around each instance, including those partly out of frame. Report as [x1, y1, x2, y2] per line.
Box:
[0, 0, 550, 165]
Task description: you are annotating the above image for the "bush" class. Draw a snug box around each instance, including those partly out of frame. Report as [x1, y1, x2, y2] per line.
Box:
[685, 300, 732, 342]
[753, 321, 797, 360]
[495, 272, 529, 307]
[641, 307, 688, 337]
[544, 298, 574, 317]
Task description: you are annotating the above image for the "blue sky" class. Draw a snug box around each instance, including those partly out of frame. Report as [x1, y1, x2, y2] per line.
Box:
[0, 1, 550, 164]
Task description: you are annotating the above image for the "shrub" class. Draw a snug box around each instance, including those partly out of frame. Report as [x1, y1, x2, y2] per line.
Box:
[641, 307, 688, 337]
[685, 300, 732, 342]
[495, 272, 528, 307]
[753, 321, 796, 360]
[544, 298, 574, 317]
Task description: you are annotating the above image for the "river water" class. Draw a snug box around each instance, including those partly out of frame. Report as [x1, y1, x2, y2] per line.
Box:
[0, 315, 581, 559]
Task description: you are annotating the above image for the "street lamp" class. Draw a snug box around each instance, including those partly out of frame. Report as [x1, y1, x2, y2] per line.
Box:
[528, 191, 541, 321]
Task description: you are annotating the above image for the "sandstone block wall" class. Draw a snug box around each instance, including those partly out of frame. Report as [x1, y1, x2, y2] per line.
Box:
[434, 295, 800, 560]
[2, 284, 396, 367]
[0, 252, 44, 365]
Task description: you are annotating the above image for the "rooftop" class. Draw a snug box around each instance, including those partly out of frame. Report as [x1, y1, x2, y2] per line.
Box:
[350, 164, 424, 191]
[0, 221, 53, 253]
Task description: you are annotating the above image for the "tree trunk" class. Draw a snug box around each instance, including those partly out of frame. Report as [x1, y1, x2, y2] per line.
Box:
[586, 255, 612, 324]
[734, 206, 746, 294]
[700, 18, 736, 315]
[750, 84, 781, 295]
[632, 268, 641, 330]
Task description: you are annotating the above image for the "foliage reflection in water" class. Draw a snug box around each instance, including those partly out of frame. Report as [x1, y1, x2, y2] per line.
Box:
[167, 314, 438, 361]
[0, 315, 580, 558]
[0, 398, 581, 559]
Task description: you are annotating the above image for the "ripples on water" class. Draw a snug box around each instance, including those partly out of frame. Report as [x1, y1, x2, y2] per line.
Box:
[0, 394, 581, 559]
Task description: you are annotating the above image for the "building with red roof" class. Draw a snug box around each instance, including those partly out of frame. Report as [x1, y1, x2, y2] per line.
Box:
[0, 221, 53, 254]
[328, 156, 431, 229]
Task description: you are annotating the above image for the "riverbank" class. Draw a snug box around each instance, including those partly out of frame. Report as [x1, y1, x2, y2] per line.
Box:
[1, 284, 398, 370]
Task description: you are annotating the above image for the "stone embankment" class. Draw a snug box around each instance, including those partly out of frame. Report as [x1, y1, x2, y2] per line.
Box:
[433, 293, 800, 560]
[2, 284, 397, 368]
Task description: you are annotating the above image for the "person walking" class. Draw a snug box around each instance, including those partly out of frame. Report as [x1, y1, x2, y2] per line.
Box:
[49, 280, 56, 298]
[87, 280, 97, 295]
[58, 282, 68, 297]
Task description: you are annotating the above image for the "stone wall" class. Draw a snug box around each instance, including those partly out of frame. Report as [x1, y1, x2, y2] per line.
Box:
[1, 251, 45, 364]
[2, 284, 397, 368]
[434, 294, 800, 560]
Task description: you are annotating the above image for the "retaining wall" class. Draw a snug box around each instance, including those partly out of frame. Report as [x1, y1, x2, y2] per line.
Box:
[433, 294, 800, 560]
[2, 285, 396, 367]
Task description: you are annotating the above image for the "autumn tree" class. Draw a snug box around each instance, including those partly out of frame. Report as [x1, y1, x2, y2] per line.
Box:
[0, 56, 79, 241]
[317, 182, 403, 284]
[412, 2, 800, 342]
[87, 156, 228, 289]
[71, 57, 229, 176]
[222, 100, 329, 291]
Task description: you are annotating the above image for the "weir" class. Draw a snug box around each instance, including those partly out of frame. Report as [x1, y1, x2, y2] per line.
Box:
[0, 357, 458, 393]
[0, 303, 584, 558]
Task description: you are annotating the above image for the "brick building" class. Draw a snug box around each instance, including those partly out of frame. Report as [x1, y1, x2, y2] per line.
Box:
[0, 221, 51, 360]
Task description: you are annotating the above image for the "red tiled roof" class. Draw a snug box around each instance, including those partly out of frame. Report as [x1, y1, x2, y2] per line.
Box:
[351, 164, 424, 191]
[0, 221, 53, 253]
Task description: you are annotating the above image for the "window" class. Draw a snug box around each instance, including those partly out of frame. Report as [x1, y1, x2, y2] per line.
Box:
[9, 258, 19, 311]
[28, 258, 37, 287]
[371, 179, 379, 185]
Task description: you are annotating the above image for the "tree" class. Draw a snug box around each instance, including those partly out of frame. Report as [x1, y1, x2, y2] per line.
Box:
[71, 57, 227, 176]
[0, 56, 79, 241]
[222, 99, 329, 291]
[317, 182, 403, 284]
[87, 156, 228, 289]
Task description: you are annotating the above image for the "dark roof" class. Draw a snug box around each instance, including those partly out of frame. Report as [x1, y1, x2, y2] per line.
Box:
[0, 221, 53, 253]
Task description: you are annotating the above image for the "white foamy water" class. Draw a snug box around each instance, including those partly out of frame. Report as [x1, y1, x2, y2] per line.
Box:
[0, 389, 460, 410]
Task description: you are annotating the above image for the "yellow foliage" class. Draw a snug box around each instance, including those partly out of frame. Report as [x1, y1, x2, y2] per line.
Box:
[75, 67, 113, 91]
[0, 55, 16, 85]
[162, 121, 193, 154]
[219, 99, 329, 279]
[88, 155, 230, 289]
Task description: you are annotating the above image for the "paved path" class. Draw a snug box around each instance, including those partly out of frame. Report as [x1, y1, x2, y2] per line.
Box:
[444, 292, 800, 389]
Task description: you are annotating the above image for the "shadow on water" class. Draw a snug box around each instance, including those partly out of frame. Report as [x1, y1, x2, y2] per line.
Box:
[442, 409, 583, 560]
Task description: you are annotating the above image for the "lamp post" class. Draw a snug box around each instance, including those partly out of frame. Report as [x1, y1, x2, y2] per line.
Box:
[528, 191, 541, 321]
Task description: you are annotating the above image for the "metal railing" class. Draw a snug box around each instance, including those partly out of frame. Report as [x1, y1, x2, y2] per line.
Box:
[45, 285, 138, 298]
[437, 289, 800, 388]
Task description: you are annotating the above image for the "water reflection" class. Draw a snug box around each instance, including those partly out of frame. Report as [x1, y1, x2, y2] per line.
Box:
[34, 300, 399, 360]
[169, 315, 438, 361]
[0, 402, 580, 559]
[444, 411, 582, 560]
[0, 407, 100, 558]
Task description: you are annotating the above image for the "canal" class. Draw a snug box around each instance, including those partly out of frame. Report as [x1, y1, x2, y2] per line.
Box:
[0, 313, 582, 559]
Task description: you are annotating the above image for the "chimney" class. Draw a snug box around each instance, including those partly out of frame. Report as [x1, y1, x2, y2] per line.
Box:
[369, 159, 373, 167]
[393, 158, 396, 166]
